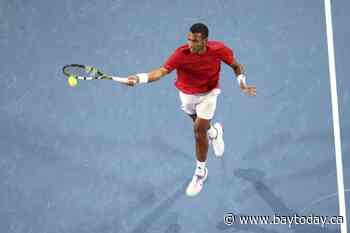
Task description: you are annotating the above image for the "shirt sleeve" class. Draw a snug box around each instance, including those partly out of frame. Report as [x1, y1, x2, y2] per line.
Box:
[219, 44, 236, 65]
[163, 49, 180, 73]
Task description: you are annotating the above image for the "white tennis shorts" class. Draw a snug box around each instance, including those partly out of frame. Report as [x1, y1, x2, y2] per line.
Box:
[179, 88, 221, 120]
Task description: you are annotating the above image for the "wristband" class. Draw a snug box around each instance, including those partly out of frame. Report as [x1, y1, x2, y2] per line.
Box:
[237, 74, 246, 86]
[136, 73, 149, 83]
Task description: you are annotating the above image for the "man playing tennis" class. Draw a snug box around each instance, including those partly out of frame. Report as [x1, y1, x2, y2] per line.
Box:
[126, 23, 256, 197]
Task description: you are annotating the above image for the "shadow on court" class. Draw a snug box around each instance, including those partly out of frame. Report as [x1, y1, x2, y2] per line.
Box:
[216, 168, 339, 233]
[127, 181, 187, 233]
[240, 127, 350, 185]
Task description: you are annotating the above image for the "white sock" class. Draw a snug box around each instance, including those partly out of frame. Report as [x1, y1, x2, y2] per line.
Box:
[195, 160, 206, 176]
[207, 125, 217, 139]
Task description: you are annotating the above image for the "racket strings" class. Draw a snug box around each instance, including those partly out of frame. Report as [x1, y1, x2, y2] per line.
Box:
[64, 66, 98, 78]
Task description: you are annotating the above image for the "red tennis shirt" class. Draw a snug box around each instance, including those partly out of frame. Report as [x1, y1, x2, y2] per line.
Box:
[163, 41, 235, 94]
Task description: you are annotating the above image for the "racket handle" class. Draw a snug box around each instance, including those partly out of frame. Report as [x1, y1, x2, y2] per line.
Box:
[112, 77, 128, 83]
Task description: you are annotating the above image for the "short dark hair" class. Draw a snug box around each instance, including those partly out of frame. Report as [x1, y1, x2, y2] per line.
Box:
[190, 23, 209, 39]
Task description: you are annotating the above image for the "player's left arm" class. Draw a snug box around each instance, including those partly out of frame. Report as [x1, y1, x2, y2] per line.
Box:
[229, 61, 256, 96]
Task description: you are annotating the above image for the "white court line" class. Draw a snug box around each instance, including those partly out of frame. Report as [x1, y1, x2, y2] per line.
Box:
[324, 0, 348, 233]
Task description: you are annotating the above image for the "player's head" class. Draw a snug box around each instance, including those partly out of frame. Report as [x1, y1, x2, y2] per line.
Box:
[188, 23, 209, 53]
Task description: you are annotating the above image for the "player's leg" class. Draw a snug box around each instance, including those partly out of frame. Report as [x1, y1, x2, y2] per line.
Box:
[193, 117, 211, 162]
[180, 98, 210, 163]
[185, 117, 209, 197]
[197, 90, 224, 157]
[186, 94, 218, 197]
[179, 90, 222, 196]
[178, 92, 207, 196]
[186, 115, 212, 197]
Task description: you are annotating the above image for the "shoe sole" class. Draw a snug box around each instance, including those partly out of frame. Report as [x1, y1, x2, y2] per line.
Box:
[213, 123, 224, 157]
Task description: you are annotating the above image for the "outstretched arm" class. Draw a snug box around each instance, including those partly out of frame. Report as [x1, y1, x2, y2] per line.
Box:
[229, 61, 256, 96]
[125, 67, 169, 86]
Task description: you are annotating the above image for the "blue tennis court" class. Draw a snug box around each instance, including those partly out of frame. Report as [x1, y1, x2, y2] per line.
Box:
[0, 0, 349, 232]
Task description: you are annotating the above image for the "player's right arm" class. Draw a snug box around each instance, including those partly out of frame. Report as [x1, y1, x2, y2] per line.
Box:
[126, 47, 180, 86]
[126, 67, 169, 86]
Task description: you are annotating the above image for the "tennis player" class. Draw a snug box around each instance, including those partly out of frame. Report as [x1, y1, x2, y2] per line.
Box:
[126, 23, 256, 197]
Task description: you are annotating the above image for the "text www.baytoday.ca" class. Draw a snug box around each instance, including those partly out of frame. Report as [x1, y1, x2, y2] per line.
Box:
[224, 213, 344, 227]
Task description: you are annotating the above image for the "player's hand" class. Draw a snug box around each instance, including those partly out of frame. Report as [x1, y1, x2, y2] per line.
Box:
[240, 84, 256, 96]
[125, 75, 139, 86]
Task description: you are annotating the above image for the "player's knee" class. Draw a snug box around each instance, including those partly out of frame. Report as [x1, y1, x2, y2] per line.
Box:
[193, 123, 207, 140]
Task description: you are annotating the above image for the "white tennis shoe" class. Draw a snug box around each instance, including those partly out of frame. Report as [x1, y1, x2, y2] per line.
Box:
[186, 167, 208, 197]
[210, 123, 224, 157]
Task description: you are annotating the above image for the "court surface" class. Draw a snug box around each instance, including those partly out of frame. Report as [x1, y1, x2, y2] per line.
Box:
[0, 0, 349, 232]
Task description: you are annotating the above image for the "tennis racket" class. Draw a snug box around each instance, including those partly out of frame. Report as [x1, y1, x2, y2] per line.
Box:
[62, 64, 130, 84]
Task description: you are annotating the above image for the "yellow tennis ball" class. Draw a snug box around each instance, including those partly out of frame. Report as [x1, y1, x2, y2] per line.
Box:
[68, 76, 77, 87]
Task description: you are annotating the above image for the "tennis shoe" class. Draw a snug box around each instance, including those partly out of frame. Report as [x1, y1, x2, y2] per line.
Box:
[186, 167, 208, 197]
[210, 123, 224, 157]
